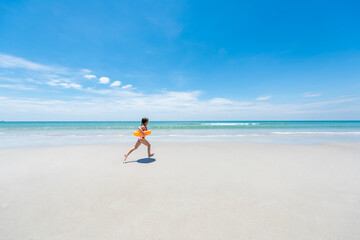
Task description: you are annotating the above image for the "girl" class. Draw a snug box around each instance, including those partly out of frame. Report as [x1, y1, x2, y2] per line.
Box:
[124, 117, 154, 163]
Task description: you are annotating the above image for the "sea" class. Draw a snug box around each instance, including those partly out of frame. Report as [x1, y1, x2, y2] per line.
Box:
[1, 121, 360, 148]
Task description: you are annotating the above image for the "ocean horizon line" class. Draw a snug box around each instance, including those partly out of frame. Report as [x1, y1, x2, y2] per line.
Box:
[2, 120, 360, 122]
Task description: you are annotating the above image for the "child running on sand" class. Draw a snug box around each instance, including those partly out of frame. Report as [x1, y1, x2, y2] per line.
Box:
[124, 117, 154, 163]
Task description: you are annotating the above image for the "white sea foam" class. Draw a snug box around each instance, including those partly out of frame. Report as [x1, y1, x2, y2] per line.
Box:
[271, 131, 360, 135]
[201, 123, 259, 126]
[153, 133, 263, 138]
[153, 131, 360, 138]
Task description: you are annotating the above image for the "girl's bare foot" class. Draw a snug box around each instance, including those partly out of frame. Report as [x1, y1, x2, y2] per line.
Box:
[149, 153, 154, 158]
[123, 154, 128, 164]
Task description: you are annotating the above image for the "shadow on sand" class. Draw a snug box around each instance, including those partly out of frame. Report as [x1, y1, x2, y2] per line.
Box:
[125, 158, 156, 164]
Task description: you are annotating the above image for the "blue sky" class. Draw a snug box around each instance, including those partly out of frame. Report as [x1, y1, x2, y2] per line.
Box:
[0, 0, 360, 120]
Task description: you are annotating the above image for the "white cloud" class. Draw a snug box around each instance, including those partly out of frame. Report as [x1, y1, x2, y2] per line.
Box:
[110, 81, 121, 87]
[85, 87, 113, 95]
[0, 84, 37, 91]
[208, 98, 235, 105]
[304, 97, 359, 106]
[46, 80, 82, 89]
[2, 54, 359, 120]
[1, 91, 360, 120]
[165, 90, 201, 100]
[99, 76, 110, 84]
[81, 69, 92, 74]
[26, 78, 42, 84]
[0, 54, 134, 96]
[0, 53, 57, 71]
[67, 83, 82, 89]
[256, 96, 271, 101]
[84, 74, 96, 80]
[302, 92, 322, 98]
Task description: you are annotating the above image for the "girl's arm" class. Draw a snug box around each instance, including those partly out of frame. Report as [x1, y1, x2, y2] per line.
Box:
[138, 126, 146, 135]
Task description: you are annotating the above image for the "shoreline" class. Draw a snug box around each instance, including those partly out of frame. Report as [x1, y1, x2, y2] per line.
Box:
[2, 137, 360, 150]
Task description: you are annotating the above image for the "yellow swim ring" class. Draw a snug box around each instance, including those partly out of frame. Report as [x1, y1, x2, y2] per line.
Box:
[133, 130, 152, 137]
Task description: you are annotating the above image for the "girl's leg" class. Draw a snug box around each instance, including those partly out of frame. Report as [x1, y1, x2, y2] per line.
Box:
[124, 140, 141, 163]
[139, 139, 154, 158]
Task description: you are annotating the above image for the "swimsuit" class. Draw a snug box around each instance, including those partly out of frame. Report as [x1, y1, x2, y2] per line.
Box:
[138, 125, 147, 141]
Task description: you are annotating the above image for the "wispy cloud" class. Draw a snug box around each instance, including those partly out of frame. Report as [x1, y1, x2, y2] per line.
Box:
[81, 69, 92, 74]
[208, 98, 234, 105]
[63, 83, 82, 89]
[46, 80, 82, 89]
[302, 92, 322, 98]
[256, 95, 271, 101]
[85, 87, 113, 95]
[0, 53, 62, 72]
[1, 53, 359, 120]
[0, 53, 135, 95]
[84, 74, 96, 80]
[2, 88, 356, 120]
[0, 84, 37, 91]
[304, 97, 359, 107]
[1, 91, 359, 120]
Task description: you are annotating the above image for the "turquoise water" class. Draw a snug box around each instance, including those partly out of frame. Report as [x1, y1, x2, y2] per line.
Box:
[1, 121, 360, 148]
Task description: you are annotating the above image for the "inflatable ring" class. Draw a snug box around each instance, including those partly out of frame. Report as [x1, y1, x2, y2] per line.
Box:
[133, 130, 151, 137]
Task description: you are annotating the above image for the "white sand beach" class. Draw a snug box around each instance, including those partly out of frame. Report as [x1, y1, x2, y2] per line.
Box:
[1, 142, 360, 239]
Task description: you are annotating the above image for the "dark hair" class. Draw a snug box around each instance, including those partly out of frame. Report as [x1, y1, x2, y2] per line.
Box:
[141, 117, 149, 126]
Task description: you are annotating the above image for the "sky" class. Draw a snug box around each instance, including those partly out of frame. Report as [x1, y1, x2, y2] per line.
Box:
[0, 0, 360, 121]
